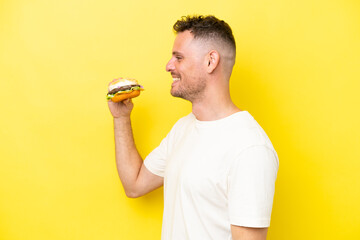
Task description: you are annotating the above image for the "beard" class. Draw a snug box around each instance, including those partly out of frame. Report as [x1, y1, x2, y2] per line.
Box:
[171, 75, 207, 102]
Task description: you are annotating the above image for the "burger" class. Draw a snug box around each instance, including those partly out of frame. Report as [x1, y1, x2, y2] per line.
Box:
[107, 78, 144, 102]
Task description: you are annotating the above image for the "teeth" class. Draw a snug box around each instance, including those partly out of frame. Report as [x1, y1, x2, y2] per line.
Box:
[173, 78, 180, 82]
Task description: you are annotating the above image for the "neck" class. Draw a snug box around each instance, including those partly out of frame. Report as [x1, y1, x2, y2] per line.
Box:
[191, 84, 241, 121]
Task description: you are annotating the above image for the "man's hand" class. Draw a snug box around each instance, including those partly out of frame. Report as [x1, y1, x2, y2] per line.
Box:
[108, 98, 133, 118]
[107, 79, 134, 118]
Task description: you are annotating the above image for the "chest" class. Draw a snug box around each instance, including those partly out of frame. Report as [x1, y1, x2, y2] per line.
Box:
[164, 128, 236, 197]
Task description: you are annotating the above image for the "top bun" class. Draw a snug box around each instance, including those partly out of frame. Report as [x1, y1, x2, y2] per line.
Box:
[108, 78, 139, 91]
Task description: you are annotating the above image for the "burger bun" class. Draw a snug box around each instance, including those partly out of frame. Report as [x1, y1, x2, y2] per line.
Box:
[111, 90, 141, 103]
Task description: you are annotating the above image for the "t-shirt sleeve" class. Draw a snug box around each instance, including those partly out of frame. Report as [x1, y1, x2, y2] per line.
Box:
[228, 145, 279, 228]
[143, 136, 168, 177]
[143, 115, 190, 178]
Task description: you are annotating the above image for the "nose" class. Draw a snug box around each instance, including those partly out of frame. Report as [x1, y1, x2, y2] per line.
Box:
[166, 57, 175, 72]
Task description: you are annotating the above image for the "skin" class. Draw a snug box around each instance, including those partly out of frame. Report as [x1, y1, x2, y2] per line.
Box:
[108, 30, 268, 239]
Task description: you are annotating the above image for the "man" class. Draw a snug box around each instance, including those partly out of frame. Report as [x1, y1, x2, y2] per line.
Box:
[108, 15, 279, 240]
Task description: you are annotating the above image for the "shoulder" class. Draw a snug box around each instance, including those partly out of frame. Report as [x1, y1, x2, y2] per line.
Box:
[170, 112, 195, 131]
[226, 112, 279, 169]
[165, 113, 195, 141]
[227, 111, 276, 151]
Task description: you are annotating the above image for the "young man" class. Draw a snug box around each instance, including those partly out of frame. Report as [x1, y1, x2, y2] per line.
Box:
[108, 15, 279, 240]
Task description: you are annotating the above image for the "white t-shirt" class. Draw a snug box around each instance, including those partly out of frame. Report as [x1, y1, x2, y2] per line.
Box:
[144, 111, 279, 240]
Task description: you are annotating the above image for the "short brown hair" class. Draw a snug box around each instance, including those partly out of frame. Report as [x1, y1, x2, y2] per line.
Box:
[173, 15, 236, 53]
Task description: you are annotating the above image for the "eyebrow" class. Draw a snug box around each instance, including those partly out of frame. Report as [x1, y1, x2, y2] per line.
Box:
[172, 51, 182, 55]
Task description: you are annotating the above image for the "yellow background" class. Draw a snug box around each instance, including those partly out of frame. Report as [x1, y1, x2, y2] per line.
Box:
[1, 0, 359, 239]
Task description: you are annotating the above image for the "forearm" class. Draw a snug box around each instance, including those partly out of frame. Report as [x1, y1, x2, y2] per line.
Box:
[113, 116, 143, 196]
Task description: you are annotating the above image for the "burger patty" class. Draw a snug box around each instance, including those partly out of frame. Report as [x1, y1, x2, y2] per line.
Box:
[107, 84, 140, 95]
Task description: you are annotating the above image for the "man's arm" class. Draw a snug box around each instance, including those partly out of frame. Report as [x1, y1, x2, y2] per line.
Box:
[231, 226, 268, 240]
[108, 98, 163, 198]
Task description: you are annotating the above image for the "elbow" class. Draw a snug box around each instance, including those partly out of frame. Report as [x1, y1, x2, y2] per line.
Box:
[124, 189, 142, 198]
[125, 192, 141, 198]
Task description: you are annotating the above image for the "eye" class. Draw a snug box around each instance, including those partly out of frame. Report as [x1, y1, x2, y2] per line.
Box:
[175, 56, 182, 61]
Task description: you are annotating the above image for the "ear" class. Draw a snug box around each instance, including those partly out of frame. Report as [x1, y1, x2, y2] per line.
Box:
[206, 50, 220, 74]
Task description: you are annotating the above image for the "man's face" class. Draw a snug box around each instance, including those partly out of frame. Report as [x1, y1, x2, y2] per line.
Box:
[166, 31, 207, 102]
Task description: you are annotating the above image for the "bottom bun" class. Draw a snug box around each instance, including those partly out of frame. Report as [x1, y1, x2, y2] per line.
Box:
[111, 90, 141, 103]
